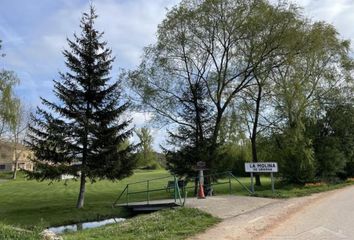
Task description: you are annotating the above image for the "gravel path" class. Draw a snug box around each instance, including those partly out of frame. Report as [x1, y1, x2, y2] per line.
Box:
[262, 185, 354, 239]
[187, 188, 351, 240]
[186, 195, 279, 219]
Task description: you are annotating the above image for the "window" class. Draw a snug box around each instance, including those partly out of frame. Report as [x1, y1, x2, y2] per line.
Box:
[0, 165, 5, 170]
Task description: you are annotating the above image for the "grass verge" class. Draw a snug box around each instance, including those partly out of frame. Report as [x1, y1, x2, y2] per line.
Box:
[253, 179, 354, 198]
[0, 223, 41, 240]
[63, 207, 220, 240]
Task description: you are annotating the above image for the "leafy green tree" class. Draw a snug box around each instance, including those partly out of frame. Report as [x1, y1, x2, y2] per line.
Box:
[11, 102, 30, 180]
[219, 110, 247, 145]
[270, 21, 352, 183]
[135, 127, 157, 168]
[309, 103, 354, 179]
[128, 0, 299, 174]
[27, 7, 136, 208]
[0, 40, 21, 136]
[239, 1, 305, 186]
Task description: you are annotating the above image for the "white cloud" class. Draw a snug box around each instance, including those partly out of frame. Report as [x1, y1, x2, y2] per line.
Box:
[290, 0, 354, 45]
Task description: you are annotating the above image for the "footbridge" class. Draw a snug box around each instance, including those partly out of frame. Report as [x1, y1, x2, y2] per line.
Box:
[112, 171, 252, 212]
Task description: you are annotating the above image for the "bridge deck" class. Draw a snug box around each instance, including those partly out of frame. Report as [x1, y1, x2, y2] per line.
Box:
[115, 199, 182, 212]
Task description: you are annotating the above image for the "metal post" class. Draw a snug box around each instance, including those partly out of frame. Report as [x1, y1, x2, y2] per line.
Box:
[271, 172, 275, 194]
[199, 170, 204, 185]
[250, 172, 254, 193]
[126, 184, 129, 206]
[228, 173, 232, 194]
[147, 180, 150, 204]
[174, 176, 177, 203]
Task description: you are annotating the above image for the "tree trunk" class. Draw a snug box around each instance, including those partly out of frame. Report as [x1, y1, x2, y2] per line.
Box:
[251, 137, 261, 186]
[12, 143, 18, 180]
[77, 97, 89, 209]
[76, 171, 86, 208]
[251, 82, 262, 186]
[12, 161, 18, 180]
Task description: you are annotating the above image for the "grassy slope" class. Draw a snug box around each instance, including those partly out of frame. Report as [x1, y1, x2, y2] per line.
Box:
[0, 208, 219, 240]
[64, 208, 219, 240]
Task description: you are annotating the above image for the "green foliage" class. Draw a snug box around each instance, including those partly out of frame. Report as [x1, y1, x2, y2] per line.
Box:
[155, 152, 167, 169]
[257, 127, 316, 184]
[127, 0, 354, 185]
[26, 7, 136, 207]
[129, 0, 306, 176]
[316, 139, 345, 179]
[308, 103, 354, 179]
[64, 208, 220, 240]
[0, 40, 21, 136]
[0, 224, 40, 240]
[135, 127, 159, 169]
[216, 142, 251, 177]
[253, 180, 354, 198]
[267, 15, 353, 183]
[165, 82, 213, 178]
[219, 110, 247, 145]
[279, 127, 316, 183]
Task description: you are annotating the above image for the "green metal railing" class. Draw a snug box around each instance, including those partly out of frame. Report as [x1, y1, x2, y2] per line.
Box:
[113, 175, 183, 207]
[182, 171, 253, 196]
[112, 171, 252, 207]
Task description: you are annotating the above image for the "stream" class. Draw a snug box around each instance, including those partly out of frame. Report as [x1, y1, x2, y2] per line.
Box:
[47, 217, 126, 234]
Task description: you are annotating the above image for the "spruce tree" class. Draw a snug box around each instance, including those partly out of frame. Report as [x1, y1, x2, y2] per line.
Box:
[165, 82, 212, 178]
[27, 6, 136, 208]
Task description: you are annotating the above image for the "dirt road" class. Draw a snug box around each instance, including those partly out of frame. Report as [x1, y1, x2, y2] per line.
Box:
[262, 185, 354, 239]
[188, 186, 354, 240]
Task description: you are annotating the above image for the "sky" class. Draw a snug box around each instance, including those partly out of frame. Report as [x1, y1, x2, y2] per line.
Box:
[0, 0, 353, 150]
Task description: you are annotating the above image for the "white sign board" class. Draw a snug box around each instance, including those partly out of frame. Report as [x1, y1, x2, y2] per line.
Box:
[197, 161, 206, 168]
[245, 162, 278, 173]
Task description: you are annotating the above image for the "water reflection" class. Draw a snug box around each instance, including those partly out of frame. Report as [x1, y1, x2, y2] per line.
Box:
[48, 218, 126, 234]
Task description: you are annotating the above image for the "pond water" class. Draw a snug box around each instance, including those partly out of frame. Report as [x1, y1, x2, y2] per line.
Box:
[47, 217, 126, 234]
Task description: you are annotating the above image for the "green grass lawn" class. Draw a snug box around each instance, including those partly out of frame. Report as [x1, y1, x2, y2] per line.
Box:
[0, 170, 259, 228]
[0, 170, 173, 228]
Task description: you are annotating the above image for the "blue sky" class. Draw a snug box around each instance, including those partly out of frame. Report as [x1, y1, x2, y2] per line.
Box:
[0, 0, 353, 150]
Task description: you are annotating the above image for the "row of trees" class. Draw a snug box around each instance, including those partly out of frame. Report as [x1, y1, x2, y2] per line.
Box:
[127, 0, 353, 184]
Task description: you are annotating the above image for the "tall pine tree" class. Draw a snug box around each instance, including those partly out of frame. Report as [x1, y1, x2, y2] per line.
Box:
[27, 6, 136, 208]
[165, 82, 212, 178]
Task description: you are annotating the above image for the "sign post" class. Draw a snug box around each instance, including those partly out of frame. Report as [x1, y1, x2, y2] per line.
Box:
[245, 162, 278, 194]
[250, 172, 254, 193]
[271, 172, 275, 193]
[196, 161, 207, 199]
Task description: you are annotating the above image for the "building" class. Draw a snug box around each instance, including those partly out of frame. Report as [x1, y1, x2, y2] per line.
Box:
[0, 141, 34, 172]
